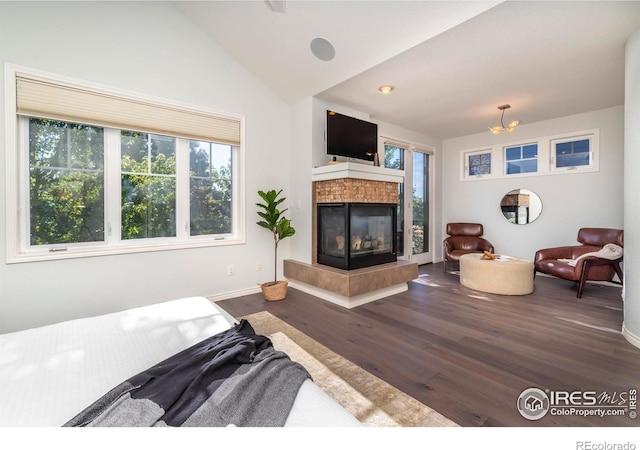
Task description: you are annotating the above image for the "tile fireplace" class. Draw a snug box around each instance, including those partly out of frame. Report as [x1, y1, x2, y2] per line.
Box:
[283, 162, 418, 309]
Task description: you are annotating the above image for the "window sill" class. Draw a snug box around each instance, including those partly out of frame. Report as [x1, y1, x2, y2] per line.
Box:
[6, 236, 246, 264]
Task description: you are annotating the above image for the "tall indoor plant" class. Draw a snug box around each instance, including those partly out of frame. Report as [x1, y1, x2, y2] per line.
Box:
[256, 189, 296, 301]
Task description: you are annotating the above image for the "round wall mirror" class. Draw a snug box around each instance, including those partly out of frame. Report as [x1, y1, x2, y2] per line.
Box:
[500, 189, 542, 224]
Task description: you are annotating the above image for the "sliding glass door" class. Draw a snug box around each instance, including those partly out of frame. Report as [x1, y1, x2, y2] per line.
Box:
[384, 141, 433, 265]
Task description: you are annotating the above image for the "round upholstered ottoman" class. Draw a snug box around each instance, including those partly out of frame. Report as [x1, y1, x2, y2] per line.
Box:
[459, 253, 534, 295]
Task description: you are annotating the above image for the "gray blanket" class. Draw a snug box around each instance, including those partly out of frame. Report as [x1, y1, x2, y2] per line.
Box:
[63, 319, 310, 427]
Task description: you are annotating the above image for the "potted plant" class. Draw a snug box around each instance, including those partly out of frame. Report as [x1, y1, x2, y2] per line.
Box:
[256, 189, 296, 301]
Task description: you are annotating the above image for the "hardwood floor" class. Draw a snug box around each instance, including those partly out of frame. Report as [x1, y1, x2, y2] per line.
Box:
[218, 262, 640, 427]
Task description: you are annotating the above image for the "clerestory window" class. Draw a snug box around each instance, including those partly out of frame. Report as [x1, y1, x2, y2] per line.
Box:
[505, 143, 538, 175]
[551, 136, 593, 171]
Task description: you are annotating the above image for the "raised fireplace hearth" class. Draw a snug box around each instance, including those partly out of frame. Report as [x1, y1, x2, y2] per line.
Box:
[284, 162, 418, 308]
[317, 202, 396, 270]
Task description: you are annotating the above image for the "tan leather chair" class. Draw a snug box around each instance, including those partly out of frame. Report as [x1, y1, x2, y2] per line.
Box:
[443, 223, 494, 272]
[534, 228, 623, 298]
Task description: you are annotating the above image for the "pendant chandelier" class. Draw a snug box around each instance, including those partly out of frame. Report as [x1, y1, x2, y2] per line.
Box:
[489, 104, 521, 135]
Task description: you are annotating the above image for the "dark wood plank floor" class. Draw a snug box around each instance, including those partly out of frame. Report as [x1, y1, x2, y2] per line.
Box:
[218, 262, 640, 426]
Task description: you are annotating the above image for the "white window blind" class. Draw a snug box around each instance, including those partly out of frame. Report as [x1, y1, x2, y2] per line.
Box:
[383, 139, 410, 151]
[15, 73, 241, 146]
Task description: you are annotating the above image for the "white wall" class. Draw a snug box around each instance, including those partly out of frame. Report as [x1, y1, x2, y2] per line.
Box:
[288, 98, 314, 264]
[0, 2, 292, 332]
[623, 28, 640, 347]
[442, 106, 624, 261]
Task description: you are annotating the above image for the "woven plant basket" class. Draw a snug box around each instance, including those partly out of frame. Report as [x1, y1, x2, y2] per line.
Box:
[260, 280, 288, 301]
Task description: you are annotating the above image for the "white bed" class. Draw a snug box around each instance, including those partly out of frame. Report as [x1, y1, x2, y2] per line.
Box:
[0, 297, 360, 427]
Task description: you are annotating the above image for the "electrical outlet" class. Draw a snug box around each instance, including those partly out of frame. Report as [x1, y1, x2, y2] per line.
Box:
[256, 262, 263, 271]
[227, 265, 235, 276]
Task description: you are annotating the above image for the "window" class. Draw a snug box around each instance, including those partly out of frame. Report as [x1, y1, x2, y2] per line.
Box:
[121, 131, 177, 240]
[383, 143, 405, 257]
[465, 150, 492, 178]
[21, 117, 238, 256]
[189, 141, 233, 236]
[6, 67, 243, 262]
[552, 136, 592, 170]
[505, 143, 538, 175]
[28, 119, 105, 246]
[461, 129, 598, 182]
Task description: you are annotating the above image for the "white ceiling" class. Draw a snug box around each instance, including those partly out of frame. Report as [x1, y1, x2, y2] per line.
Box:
[175, 1, 640, 140]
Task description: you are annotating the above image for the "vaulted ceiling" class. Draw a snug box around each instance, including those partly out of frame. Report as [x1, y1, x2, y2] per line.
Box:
[176, 1, 640, 140]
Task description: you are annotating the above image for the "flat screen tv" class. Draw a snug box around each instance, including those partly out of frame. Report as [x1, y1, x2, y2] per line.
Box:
[326, 110, 377, 162]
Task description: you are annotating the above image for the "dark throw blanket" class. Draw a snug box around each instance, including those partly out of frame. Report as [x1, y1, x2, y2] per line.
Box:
[64, 320, 310, 427]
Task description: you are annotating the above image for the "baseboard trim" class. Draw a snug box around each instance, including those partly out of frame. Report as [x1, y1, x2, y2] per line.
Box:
[207, 286, 261, 302]
[622, 323, 640, 350]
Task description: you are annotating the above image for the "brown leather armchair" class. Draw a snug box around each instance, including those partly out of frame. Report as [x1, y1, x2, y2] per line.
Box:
[534, 228, 624, 298]
[443, 223, 494, 272]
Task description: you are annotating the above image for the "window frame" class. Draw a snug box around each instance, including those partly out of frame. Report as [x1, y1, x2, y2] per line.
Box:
[504, 142, 538, 176]
[550, 131, 598, 173]
[5, 64, 245, 264]
[23, 118, 108, 251]
[462, 149, 493, 179]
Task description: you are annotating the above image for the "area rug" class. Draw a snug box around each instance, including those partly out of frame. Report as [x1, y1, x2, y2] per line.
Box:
[240, 311, 458, 427]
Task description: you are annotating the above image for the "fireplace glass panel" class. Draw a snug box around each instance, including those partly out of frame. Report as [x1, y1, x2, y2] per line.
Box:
[318, 205, 346, 259]
[317, 203, 397, 270]
[351, 205, 394, 259]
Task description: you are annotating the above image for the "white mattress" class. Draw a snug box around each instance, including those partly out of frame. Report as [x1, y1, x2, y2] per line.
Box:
[0, 297, 359, 427]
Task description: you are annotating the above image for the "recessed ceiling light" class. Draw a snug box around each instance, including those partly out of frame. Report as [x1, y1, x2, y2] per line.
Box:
[310, 38, 335, 61]
[378, 85, 394, 94]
